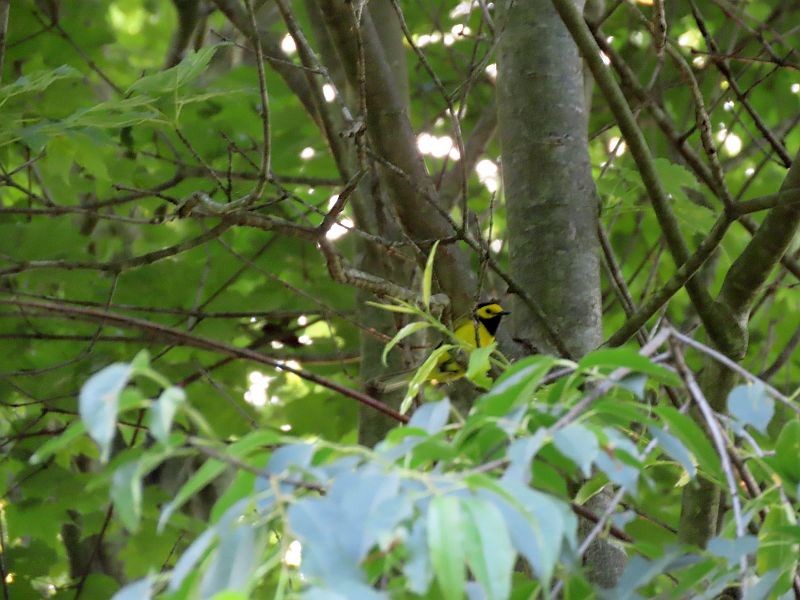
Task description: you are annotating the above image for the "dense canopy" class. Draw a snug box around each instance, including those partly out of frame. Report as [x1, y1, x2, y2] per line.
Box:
[1, 0, 799, 598]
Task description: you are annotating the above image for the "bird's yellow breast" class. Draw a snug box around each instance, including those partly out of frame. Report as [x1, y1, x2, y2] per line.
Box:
[453, 319, 495, 349]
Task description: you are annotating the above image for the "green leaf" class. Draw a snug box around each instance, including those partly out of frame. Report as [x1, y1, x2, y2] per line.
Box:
[774, 420, 800, 484]
[462, 496, 515, 600]
[131, 350, 151, 372]
[66, 96, 162, 129]
[579, 347, 680, 386]
[170, 527, 217, 592]
[652, 158, 700, 204]
[111, 461, 143, 532]
[654, 406, 722, 482]
[481, 482, 567, 585]
[365, 300, 418, 314]
[148, 386, 186, 442]
[0, 65, 81, 105]
[428, 495, 465, 600]
[400, 344, 454, 414]
[71, 130, 110, 182]
[477, 355, 557, 417]
[649, 425, 697, 478]
[128, 45, 222, 96]
[43, 134, 74, 184]
[159, 430, 279, 530]
[727, 382, 774, 434]
[381, 321, 430, 366]
[110, 576, 152, 600]
[79, 363, 133, 462]
[553, 423, 599, 477]
[210, 592, 249, 600]
[158, 459, 228, 532]
[30, 420, 87, 465]
[465, 343, 495, 389]
[422, 240, 440, 308]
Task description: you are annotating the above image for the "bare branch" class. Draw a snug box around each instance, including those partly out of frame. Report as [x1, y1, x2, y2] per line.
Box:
[0, 297, 409, 423]
[550, 0, 742, 356]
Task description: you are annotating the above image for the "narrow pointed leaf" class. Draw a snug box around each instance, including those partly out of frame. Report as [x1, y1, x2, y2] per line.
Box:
[553, 423, 599, 477]
[401, 345, 455, 414]
[462, 496, 514, 600]
[111, 461, 142, 532]
[79, 363, 133, 462]
[422, 240, 440, 309]
[382, 321, 430, 366]
[428, 495, 465, 600]
[365, 300, 418, 314]
[148, 386, 186, 442]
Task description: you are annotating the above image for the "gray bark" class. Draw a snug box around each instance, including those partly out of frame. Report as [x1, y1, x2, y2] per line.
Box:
[307, 0, 414, 445]
[496, 0, 602, 358]
[496, 0, 622, 587]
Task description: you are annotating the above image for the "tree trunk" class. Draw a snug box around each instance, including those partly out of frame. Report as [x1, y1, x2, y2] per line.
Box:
[496, 0, 624, 587]
[496, 0, 602, 359]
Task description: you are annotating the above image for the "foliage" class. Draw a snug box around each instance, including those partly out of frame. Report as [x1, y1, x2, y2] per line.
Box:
[61, 341, 800, 599]
[0, 0, 799, 598]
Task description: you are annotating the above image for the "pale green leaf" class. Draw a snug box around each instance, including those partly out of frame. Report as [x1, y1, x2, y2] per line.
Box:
[148, 386, 186, 442]
[553, 423, 599, 477]
[382, 321, 430, 366]
[111, 461, 143, 532]
[465, 343, 495, 389]
[110, 576, 152, 600]
[728, 382, 774, 434]
[79, 363, 133, 462]
[428, 495, 465, 600]
[400, 344, 454, 414]
[462, 496, 514, 600]
[422, 240, 440, 309]
[365, 300, 418, 314]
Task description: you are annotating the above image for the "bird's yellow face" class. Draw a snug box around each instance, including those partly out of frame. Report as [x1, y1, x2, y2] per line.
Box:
[474, 302, 510, 321]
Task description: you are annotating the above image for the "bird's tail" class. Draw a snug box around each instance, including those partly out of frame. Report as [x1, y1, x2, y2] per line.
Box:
[367, 368, 416, 394]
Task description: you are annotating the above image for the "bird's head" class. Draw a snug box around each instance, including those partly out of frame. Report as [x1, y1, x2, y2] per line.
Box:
[474, 301, 510, 322]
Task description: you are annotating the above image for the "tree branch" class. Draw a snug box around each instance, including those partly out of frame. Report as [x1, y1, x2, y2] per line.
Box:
[0, 297, 408, 423]
[317, 0, 477, 315]
[551, 0, 746, 356]
[720, 150, 800, 315]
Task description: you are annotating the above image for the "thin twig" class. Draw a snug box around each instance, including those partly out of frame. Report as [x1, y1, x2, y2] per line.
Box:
[242, 0, 271, 205]
[554, 329, 671, 430]
[550, 0, 735, 354]
[0, 297, 409, 423]
[760, 325, 800, 380]
[668, 337, 746, 567]
[670, 329, 799, 415]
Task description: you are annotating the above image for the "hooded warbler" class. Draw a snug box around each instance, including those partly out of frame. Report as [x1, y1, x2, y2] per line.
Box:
[377, 301, 510, 390]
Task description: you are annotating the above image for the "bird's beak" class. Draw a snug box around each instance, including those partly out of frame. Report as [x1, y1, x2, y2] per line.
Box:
[499, 310, 511, 316]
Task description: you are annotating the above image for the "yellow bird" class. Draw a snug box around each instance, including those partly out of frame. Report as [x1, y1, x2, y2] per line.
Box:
[376, 301, 510, 391]
[431, 301, 510, 383]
